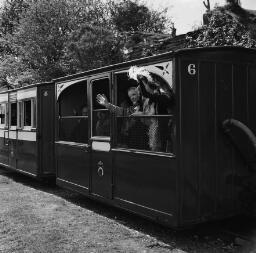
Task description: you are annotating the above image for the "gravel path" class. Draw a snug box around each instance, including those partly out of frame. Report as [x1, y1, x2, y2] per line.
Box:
[0, 168, 255, 253]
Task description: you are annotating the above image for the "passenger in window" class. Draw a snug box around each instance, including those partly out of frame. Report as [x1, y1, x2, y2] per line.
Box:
[72, 105, 88, 143]
[96, 111, 110, 136]
[96, 87, 142, 116]
[81, 105, 88, 116]
[96, 89, 148, 149]
[128, 66, 175, 152]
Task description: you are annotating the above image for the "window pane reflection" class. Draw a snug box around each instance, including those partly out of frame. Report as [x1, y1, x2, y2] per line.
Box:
[59, 118, 88, 143]
[92, 110, 110, 137]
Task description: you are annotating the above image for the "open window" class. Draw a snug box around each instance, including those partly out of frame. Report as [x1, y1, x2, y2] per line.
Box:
[24, 100, 31, 127]
[10, 102, 17, 129]
[16, 88, 37, 130]
[0, 103, 7, 128]
[19, 99, 36, 130]
[91, 78, 110, 139]
[58, 80, 88, 144]
[114, 62, 175, 154]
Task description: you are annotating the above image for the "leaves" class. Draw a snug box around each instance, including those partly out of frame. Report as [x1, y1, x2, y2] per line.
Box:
[0, 0, 172, 86]
[186, 8, 256, 48]
[109, 0, 171, 33]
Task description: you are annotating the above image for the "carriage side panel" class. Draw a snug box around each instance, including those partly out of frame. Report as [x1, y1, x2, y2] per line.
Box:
[248, 65, 256, 143]
[198, 61, 217, 219]
[38, 84, 55, 176]
[215, 62, 234, 214]
[232, 64, 249, 212]
[113, 151, 177, 225]
[179, 59, 199, 222]
[178, 50, 254, 225]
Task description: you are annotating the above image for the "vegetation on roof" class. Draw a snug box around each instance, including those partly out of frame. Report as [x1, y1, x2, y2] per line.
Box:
[186, 1, 256, 48]
[0, 0, 255, 87]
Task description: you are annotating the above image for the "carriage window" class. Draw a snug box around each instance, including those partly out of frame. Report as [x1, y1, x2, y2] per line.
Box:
[17, 99, 36, 129]
[58, 81, 88, 143]
[0, 104, 6, 126]
[32, 99, 36, 128]
[10, 102, 17, 126]
[91, 78, 110, 137]
[114, 68, 175, 154]
[17, 101, 23, 128]
[24, 100, 31, 126]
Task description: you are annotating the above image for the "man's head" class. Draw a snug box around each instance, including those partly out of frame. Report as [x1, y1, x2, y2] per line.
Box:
[81, 106, 88, 116]
[127, 87, 140, 105]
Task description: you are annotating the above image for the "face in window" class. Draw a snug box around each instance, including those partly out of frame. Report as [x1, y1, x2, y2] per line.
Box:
[128, 88, 140, 105]
[81, 106, 88, 116]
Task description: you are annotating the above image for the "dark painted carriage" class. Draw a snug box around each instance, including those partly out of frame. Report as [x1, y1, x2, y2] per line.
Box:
[54, 47, 256, 227]
[0, 82, 55, 178]
[0, 47, 255, 228]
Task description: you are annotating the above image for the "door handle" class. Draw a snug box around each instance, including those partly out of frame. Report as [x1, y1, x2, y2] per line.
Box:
[97, 161, 104, 177]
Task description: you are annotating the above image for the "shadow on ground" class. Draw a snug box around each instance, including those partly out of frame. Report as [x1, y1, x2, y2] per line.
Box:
[0, 167, 255, 252]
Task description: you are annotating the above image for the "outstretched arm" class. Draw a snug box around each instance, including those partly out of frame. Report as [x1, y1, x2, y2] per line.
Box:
[139, 81, 175, 108]
[96, 94, 124, 115]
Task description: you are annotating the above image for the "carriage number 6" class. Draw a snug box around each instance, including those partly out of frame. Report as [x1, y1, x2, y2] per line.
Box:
[188, 64, 196, 75]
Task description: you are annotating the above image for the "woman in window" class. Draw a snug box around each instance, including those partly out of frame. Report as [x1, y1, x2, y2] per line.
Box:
[128, 66, 175, 152]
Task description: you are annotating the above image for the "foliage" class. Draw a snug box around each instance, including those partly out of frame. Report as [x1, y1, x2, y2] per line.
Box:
[0, 0, 30, 36]
[108, 0, 172, 33]
[0, 0, 173, 86]
[186, 8, 256, 48]
[226, 0, 240, 6]
[65, 24, 124, 72]
[10, 0, 75, 81]
[0, 54, 39, 87]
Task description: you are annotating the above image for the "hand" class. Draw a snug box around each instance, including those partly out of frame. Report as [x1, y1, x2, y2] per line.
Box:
[134, 106, 140, 112]
[131, 111, 143, 116]
[96, 94, 108, 106]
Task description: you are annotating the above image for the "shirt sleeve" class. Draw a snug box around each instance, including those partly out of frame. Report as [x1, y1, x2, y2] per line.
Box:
[106, 103, 124, 116]
[139, 81, 175, 106]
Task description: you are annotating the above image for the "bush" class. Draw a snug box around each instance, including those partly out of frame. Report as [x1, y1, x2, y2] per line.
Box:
[186, 9, 256, 48]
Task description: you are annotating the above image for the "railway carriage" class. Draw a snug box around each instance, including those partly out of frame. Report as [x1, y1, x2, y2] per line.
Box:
[54, 47, 256, 227]
[0, 47, 255, 228]
[0, 82, 55, 178]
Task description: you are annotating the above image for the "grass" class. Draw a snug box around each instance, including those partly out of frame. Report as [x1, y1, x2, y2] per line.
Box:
[0, 168, 254, 253]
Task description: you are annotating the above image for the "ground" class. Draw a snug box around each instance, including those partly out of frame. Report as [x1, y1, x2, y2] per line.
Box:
[0, 167, 255, 253]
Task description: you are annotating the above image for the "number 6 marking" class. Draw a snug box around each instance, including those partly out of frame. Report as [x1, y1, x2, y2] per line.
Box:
[188, 64, 196, 75]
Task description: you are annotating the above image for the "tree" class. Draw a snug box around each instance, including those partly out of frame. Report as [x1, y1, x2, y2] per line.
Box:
[0, 0, 173, 85]
[65, 24, 123, 71]
[186, 8, 256, 48]
[0, 55, 38, 86]
[0, 0, 30, 36]
[1, 0, 118, 81]
[11, 0, 79, 81]
[108, 0, 172, 33]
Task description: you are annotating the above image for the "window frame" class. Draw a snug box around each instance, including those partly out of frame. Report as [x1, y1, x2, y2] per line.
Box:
[57, 81, 88, 144]
[113, 67, 175, 155]
[9, 102, 18, 130]
[0, 103, 7, 129]
[23, 99, 32, 130]
[90, 75, 111, 140]
[16, 98, 37, 131]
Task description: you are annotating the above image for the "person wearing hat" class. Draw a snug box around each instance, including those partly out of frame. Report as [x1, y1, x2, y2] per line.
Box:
[128, 66, 175, 152]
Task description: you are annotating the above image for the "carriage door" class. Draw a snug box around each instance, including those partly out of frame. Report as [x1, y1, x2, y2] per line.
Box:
[8, 92, 18, 169]
[90, 75, 112, 199]
[39, 85, 55, 175]
[0, 93, 9, 166]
